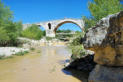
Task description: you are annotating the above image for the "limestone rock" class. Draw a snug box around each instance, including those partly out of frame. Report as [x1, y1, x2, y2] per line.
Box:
[83, 11, 123, 66]
[88, 65, 123, 82]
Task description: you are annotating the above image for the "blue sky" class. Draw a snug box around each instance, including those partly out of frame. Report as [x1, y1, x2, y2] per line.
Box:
[2, 0, 90, 31]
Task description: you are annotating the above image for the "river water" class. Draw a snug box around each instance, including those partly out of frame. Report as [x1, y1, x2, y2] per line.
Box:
[0, 46, 87, 82]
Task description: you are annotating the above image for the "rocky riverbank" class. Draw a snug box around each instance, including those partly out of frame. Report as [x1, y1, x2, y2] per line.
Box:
[65, 11, 123, 82]
[0, 47, 29, 57]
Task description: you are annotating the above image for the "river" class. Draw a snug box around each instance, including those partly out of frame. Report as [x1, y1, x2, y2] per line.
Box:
[0, 46, 88, 82]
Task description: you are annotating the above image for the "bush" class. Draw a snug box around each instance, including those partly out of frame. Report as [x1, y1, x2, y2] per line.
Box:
[21, 24, 44, 40]
[68, 33, 86, 60]
[14, 51, 29, 56]
[30, 47, 35, 51]
[0, 21, 23, 46]
[70, 45, 86, 60]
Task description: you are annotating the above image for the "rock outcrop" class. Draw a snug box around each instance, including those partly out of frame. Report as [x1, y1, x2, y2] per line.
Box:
[88, 65, 123, 82]
[65, 55, 96, 71]
[83, 11, 123, 66]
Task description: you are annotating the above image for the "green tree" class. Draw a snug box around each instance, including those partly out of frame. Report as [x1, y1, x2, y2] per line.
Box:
[83, 0, 123, 31]
[21, 24, 44, 40]
[0, 0, 23, 46]
[0, 0, 12, 26]
[0, 28, 9, 41]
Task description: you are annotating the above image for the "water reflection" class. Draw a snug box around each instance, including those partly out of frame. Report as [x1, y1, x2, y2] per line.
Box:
[62, 69, 89, 82]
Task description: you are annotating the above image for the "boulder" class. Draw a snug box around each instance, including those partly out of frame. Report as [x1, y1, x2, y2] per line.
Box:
[88, 64, 123, 82]
[83, 11, 123, 66]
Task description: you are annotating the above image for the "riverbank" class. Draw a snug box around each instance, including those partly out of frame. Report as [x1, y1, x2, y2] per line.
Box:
[0, 47, 29, 57]
[0, 45, 86, 82]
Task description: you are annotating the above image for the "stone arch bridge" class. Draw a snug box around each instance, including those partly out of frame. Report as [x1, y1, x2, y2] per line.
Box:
[23, 18, 84, 37]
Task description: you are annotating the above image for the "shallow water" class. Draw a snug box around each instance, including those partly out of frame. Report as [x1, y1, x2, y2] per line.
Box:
[0, 46, 86, 82]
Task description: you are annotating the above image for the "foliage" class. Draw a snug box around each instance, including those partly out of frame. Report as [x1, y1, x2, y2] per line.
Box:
[30, 47, 35, 51]
[0, 28, 10, 41]
[56, 29, 71, 33]
[82, 16, 96, 31]
[0, 0, 13, 23]
[83, 0, 123, 31]
[56, 29, 80, 40]
[0, 55, 5, 59]
[68, 33, 86, 59]
[45, 37, 54, 41]
[14, 51, 29, 56]
[21, 24, 44, 40]
[0, 1, 23, 46]
[70, 45, 86, 60]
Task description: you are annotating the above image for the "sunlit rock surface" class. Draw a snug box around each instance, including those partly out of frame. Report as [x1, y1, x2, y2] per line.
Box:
[83, 11, 123, 66]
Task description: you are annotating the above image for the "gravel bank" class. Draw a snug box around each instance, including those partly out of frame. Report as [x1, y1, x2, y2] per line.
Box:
[0, 47, 29, 57]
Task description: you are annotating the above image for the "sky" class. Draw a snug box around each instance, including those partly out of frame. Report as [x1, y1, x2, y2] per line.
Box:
[2, 0, 90, 31]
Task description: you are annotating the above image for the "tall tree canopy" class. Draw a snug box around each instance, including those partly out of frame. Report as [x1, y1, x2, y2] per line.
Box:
[0, 0, 12, 24]
[0, 0, 22, 46]
[83, 0, 123, 31]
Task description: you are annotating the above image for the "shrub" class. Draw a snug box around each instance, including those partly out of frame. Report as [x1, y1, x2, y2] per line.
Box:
[15, 51, 29, 56]
[30, 47, 35, 51]
[21, 24, 44, 40]
[68, 33, 86, 60]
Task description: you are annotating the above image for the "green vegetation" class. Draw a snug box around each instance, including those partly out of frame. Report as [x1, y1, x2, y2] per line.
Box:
[83, 0, 123, 31]
[70, 0, 123, 59]
[56, 29, 80, 41]
[68, 33, 86, 60]
[37, 50, 41, 53]
[0, 0, 23, 46]
[14, 51, 29, 56]
[0, 55, 5, 59]
[30, 47, 35, 51]
[56, 29, 71, 33]
[0, 55, 13, 60]
[45, 37, 55, 41]
[21, 24, 45, 40]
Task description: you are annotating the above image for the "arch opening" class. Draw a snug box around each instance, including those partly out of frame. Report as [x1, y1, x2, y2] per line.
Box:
[54, 21, 83, 33]
[55, 22, 82, 41]
[48, 23, 51, 29]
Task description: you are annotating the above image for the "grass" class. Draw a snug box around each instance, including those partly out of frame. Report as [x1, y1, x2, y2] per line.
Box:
[30, 47, 35, 51]
[0, 55, 5, 59]
[0, 55, 14, 60]
[37, 50, 41, 53]
[45, 37, 54, 41]
[14, 51, 29, 56]
[0, 50, 29, 60]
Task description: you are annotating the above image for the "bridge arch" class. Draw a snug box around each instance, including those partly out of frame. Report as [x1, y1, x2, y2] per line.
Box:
[54, 19, 84, 33]
[23, 18, 85, 37]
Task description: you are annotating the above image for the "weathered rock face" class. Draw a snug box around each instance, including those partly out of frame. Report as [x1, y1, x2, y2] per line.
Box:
[83, 11, 123, 66]
[65, 55, 96, 71]
[88, 65, 123, 82]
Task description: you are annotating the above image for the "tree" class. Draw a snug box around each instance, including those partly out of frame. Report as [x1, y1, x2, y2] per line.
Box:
[83, 0, 123, 31]
[0, 0, 23, 46]
[21, 24, 44, 40]
[0, 0, 13, 26]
